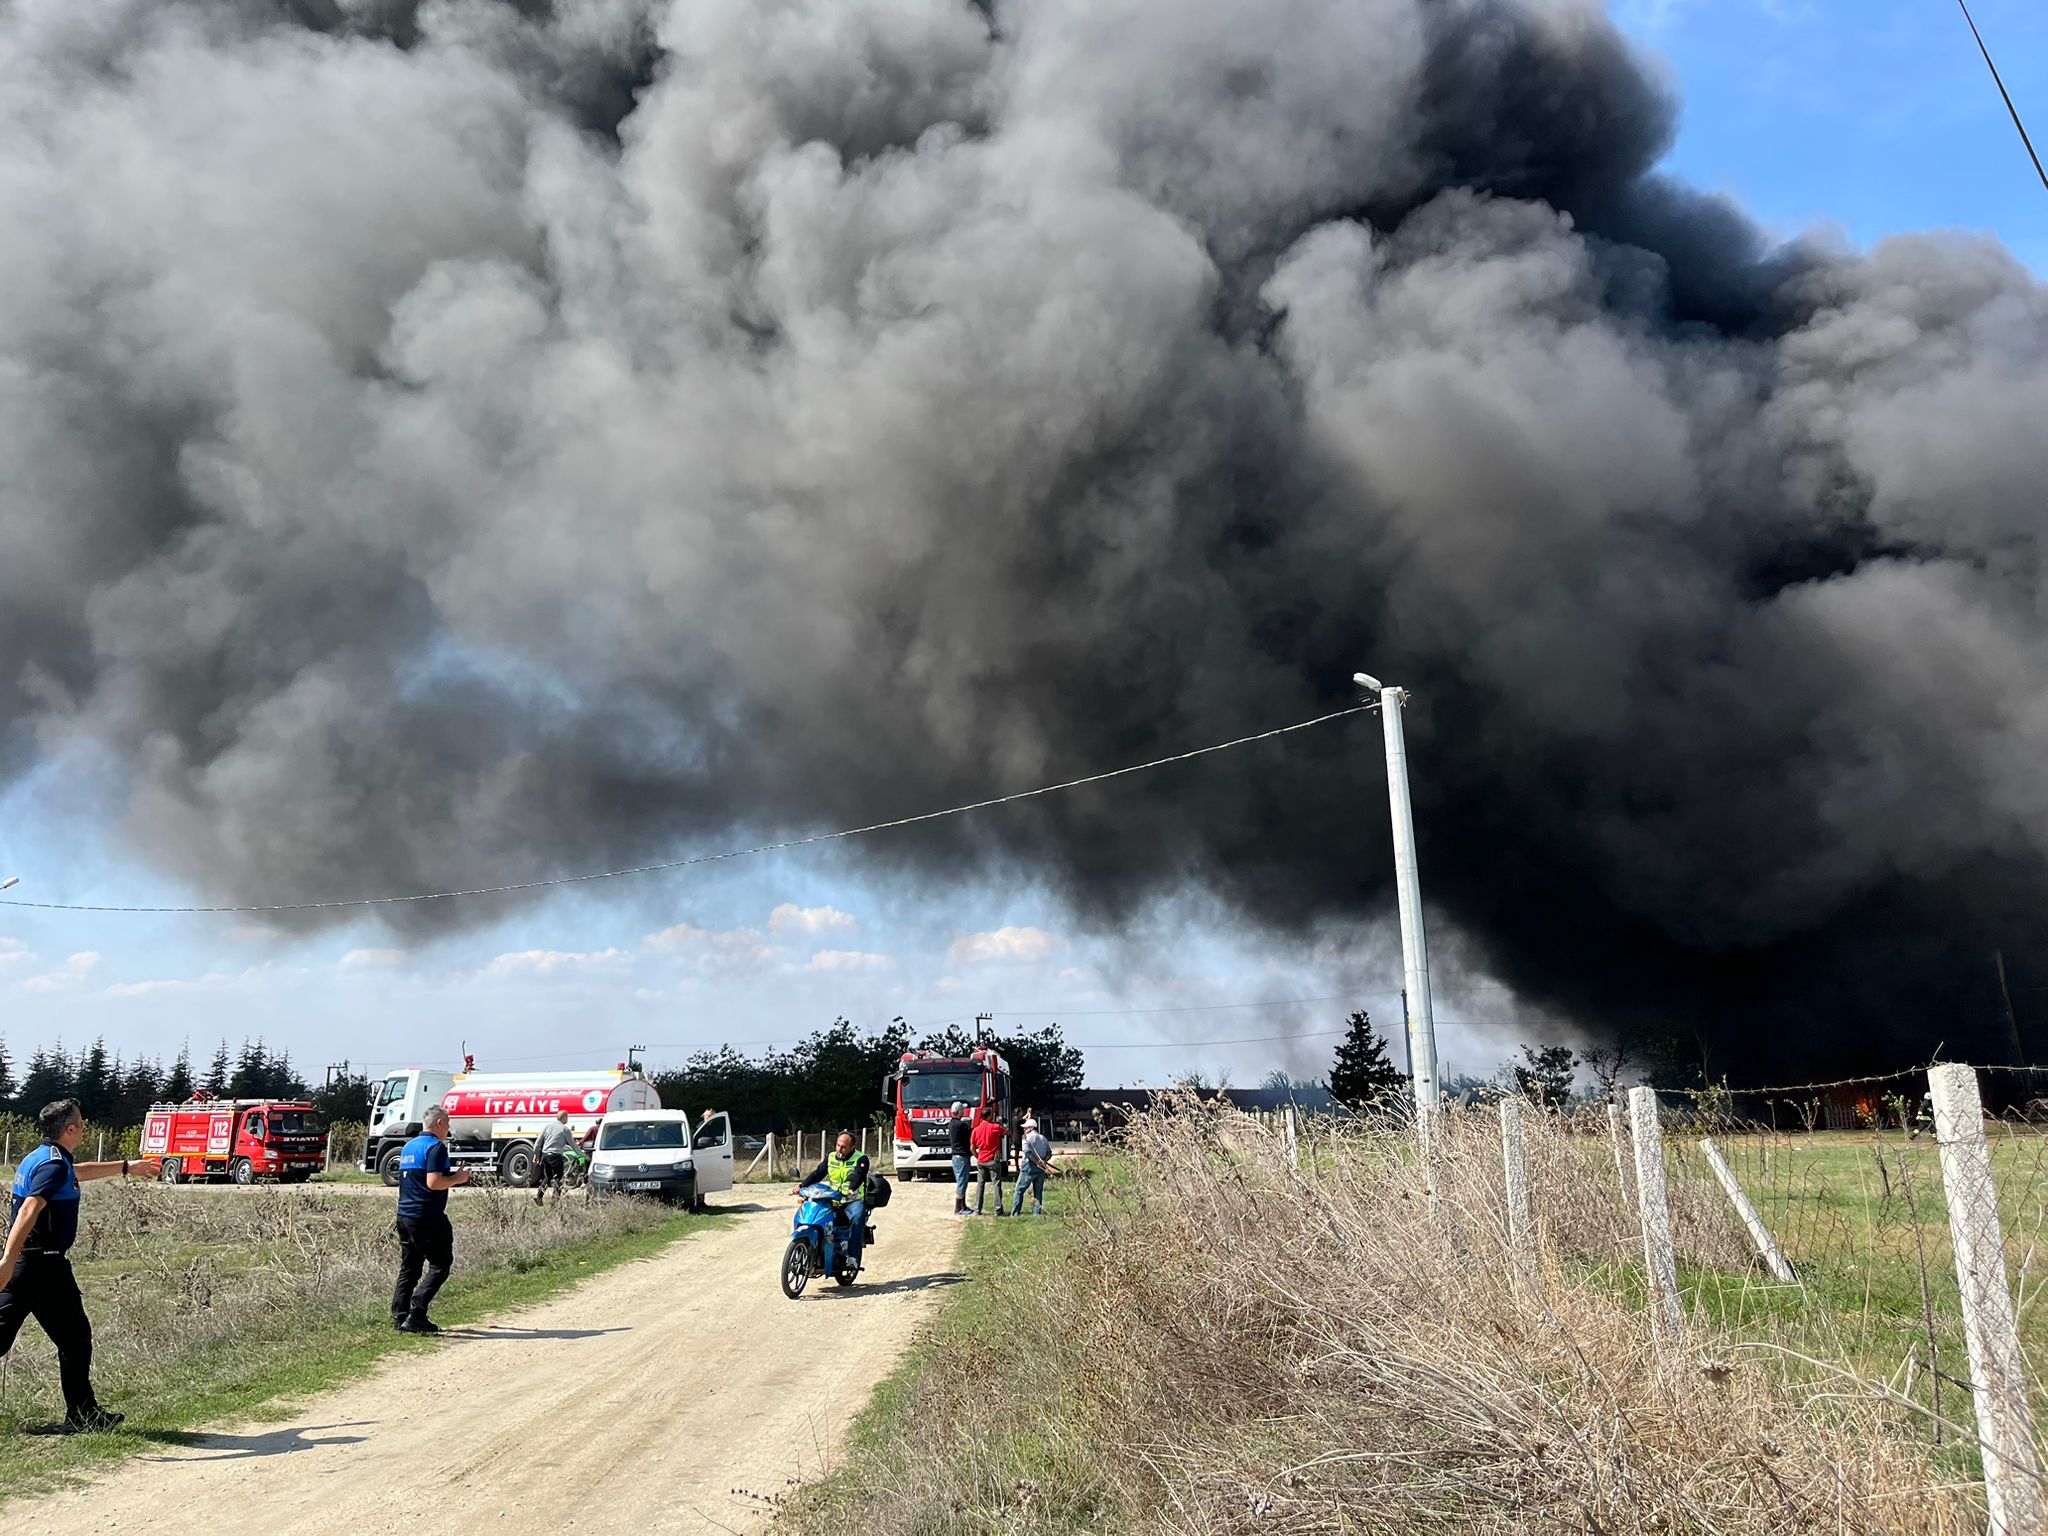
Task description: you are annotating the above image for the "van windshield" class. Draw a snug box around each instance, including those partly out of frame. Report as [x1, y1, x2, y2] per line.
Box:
[599, 1122, 686, 1151]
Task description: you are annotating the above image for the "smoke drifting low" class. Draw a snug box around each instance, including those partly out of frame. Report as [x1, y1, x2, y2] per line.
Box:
[4, 0, 2046, 1077]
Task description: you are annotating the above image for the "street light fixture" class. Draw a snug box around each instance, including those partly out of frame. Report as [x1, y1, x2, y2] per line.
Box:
[0, 877, 18, 892]
[1356, 672, 1437, 1126]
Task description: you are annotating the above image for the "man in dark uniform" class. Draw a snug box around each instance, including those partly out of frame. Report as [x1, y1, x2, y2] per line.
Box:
[0, 1098, 158, 1431]
[392, 1104, 471, 1334]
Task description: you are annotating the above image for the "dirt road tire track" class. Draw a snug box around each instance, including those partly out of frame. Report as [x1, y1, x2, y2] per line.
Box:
[18, 1182, 965, 1534]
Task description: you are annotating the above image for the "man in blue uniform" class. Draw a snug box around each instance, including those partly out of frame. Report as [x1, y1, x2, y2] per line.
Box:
[0, 1099, 158, 1431]
[392, 1105, 472, 1334]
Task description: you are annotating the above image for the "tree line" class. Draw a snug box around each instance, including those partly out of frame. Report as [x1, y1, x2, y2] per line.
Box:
[649, 1017, 1086, 1135]
[0, 1038, 370, 1129]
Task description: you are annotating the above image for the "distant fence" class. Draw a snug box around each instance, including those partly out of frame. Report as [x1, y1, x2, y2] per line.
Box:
[1274, 1065, 2048, 1528]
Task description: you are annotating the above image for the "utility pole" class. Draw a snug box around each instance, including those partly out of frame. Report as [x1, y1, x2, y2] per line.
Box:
[975, 1013, 992, 1047]
[626, 1043, 646, 1074]
[1355, 672, 1438, 1127]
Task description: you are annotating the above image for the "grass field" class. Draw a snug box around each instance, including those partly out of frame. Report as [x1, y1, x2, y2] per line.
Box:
[1665, 1125, 2048, 1460]
[0, 1181, 722, 1498]
[786, 1106, 1990, 1534]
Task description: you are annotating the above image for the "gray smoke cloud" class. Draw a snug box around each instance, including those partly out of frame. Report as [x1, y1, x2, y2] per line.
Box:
[4, 0, 2046, 1077]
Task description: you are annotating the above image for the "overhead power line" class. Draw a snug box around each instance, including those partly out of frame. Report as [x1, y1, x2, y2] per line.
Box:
[1956, 0, 2048, 192]
[0, 704, 1372, 916]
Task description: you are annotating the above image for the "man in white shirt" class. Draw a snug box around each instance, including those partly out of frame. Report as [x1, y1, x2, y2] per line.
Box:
[1010, 1117, 1054, 1215]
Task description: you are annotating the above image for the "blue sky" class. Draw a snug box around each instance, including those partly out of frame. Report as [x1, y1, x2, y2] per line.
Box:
[2, 0, 2043, 1094]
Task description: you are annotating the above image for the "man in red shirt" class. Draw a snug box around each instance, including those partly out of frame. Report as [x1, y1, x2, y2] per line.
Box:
[969, 1113, 1008, 1217]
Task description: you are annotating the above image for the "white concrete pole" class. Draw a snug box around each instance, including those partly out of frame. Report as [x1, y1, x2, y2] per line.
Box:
[1698, 1138, 1797, 1285]
[1284, 1103, 1300, 1170]
[1376, 686, 1438, 1125]
[1627, 1086, 1683, 1346]
[1499, 1098, 1532, 1266]
[1929, 1064, 2045, 1535]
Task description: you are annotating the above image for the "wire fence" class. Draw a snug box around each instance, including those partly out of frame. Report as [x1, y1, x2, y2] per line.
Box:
[1242, 1063, 2048, 1527]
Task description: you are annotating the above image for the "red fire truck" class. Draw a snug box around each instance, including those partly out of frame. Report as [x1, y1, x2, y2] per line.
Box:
[141, 1094, 329, 1185]
[885, 1046, 1011, 1179]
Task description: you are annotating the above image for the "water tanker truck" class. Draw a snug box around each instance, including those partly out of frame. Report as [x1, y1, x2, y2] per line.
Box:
[362, 1057, 661, 1186]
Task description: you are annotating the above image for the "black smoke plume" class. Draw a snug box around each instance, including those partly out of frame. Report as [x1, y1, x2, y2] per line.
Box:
[4, 0, 2046, 1079]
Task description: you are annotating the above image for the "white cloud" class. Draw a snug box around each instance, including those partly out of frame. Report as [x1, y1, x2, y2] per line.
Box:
[22, 952, 100, 994]
[949, 926, 1064, 965]
[930, 975, 965, 995]
[0, 938, 31, 973]
[808, 949, 896, 973]
[340, 948, 410, 972]
[224, 924, 285, 945]
[483, 948, 629, 978]
[642, 922, 778, 978]
[769, 903, 857, 938]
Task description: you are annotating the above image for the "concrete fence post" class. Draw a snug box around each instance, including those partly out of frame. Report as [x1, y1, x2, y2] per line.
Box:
[1499, 1098, 1532, 1270]
[1929, 1063, 2046, 1535]
[1627, 1086, 1684, 1347]
[1284, 1104, 1300, 1170]
[97, 1132, 104, 1163]
[1699, 1138, 1797, 1285]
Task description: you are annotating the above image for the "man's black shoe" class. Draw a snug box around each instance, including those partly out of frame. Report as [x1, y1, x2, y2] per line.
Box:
[391, 1316, 407, 1331]
[398, 1315, 441, 1335]
[64, 1408, 124, 1433]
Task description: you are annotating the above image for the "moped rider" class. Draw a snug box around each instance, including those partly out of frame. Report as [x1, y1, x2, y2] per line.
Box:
[794, 1132, 873, 1267]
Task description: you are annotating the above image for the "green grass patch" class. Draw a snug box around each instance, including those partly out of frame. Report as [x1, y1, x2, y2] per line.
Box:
[788, 1210, 1094, 1533]
[0, 1186, 724, 1500]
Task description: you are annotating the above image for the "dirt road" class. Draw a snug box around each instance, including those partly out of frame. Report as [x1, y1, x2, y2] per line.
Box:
[18, 1181, 965, 1535]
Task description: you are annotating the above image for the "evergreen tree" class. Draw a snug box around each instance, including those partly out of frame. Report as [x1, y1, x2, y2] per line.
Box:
[116, 1057, 164, 1124]
[0, 1038, 15, 1109]
[204, 1040, 231, 1097]
[18, 1044, 72, 1117]
[163, 1044, 195, 1104]
[1326, 1010, 1406, 1105]
[1510, 1044, 1578, 1108]
[73, 1039, 114, 1121]
[312, 1070, 374, 1124]
[230, 1039, 268, 1098]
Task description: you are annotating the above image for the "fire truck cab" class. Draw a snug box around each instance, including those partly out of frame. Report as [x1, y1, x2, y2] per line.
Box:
[142, 1095, 329, 1185]
[885, 1047, 1011, 1179]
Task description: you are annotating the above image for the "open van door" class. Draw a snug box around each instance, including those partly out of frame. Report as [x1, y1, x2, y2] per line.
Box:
[690, 1112, 735, 1198]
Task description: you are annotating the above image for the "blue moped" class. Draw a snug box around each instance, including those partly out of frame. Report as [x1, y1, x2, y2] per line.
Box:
[781, 1182, 865, 1298]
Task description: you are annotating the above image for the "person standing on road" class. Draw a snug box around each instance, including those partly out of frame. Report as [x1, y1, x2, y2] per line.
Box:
[1011, 1117, 1053, 1216]
[531, 1111, 574, 1206]
[392, 1105, 471, 1334]
[0, 1099, 159, 1431]
[970, 1110, 1007, 1217]
[947, 1103, 973, 1216]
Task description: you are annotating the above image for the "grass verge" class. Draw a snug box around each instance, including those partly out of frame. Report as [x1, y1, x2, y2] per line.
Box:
[0, 1183, 722, 1499]
[785, 1102, 1973, 1534]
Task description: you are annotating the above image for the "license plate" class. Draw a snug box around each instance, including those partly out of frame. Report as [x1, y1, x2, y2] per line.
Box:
[626, 1181, 662, 1191]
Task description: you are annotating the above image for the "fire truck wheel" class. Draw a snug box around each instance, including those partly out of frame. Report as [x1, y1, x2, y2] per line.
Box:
[378, 1147, 403, 1187]
[159, 1159, 182, 1185]
[231, 1158, 255, 1186]
[500, 1145, 534, 1187]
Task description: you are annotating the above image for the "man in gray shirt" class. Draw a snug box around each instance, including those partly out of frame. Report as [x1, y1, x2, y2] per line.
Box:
[532, 1111, 575, 1206]
[1010, 1117, 1054, 1215]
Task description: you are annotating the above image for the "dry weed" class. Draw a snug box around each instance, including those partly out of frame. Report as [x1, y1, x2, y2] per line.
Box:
[802, 1095, 1975, 1534]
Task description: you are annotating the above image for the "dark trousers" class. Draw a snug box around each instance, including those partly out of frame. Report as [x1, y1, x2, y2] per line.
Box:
[392, 1213, 455, 1323]
[974, 1160, 1006, 1212]
[533, 1154, 566, 1201]
[0, 1254, 96, 1416]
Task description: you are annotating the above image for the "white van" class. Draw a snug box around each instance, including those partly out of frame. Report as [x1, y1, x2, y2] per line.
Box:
[588, 1110, 734, 1209]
